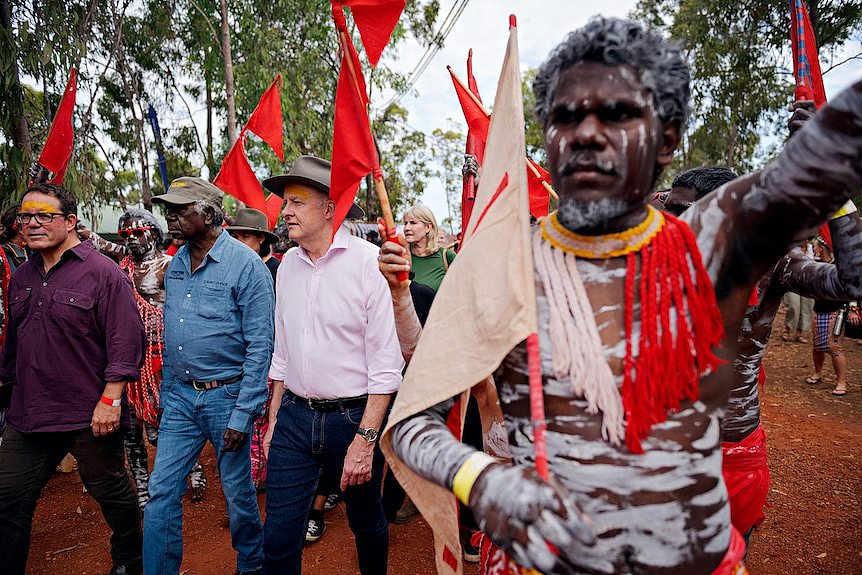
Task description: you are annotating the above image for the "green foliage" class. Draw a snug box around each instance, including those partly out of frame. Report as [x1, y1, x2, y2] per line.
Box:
[0, 0, 441, 217]
[632, 0, 862, 187]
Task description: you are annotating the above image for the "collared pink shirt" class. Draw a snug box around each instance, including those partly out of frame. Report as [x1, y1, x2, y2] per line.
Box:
[269, 227, 404, 399]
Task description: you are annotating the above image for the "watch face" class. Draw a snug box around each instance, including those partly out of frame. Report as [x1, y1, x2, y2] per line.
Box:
[360, 428, 378, 442]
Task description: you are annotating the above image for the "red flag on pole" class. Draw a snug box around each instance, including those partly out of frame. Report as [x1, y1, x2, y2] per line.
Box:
[789, 0, 827, 108]
[213, 131, 263, 207]
[245, 74, 285, 161]
[37, 67, 77, 184]
[448, 65, 490, 144]
[212, 132, 284, 230]
[450, 64, 552, 222]
[526, 158, 551, 218]
[333, 0, 405, 67]
[330, 4, 381, 235]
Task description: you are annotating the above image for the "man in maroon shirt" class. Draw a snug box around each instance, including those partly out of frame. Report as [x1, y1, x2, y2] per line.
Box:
[0, 182, 145, 575]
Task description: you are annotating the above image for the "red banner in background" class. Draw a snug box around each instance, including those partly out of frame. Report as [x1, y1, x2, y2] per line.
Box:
[37, 67, 77, 184]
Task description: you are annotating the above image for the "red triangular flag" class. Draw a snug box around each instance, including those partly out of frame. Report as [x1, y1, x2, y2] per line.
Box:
[526, 158, 551, 219]
[333, 0, 404, 67]
[264, 193, 284, 230]
[449, 65, 490, 145]
[789, 0, 827, 108]
[465, 49, 486, 164]
[37, 67, 77, 184]
[213, 130, 267, 211]
[245, 75, 285, 162]
[330, 5, 380, 235]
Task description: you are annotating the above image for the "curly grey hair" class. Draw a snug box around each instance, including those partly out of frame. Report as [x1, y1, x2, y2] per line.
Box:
[533, 16, 690, 129]
[191, 199, 225, 227]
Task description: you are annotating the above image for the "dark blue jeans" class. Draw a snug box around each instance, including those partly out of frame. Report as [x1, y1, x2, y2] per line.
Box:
[262, 394, 388, 575]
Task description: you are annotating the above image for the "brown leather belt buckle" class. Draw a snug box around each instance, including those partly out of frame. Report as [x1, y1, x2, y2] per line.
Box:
[191, 380, 219, 391]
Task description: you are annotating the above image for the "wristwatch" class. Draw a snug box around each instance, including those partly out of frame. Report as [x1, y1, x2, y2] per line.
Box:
[356, 427, 379, 443]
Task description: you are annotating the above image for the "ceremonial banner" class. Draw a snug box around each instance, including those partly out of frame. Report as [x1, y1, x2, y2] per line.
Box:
[789, 0, 827, 108]
[381, 20, 534, 575]
[334, 0, 405, 67]
[36, 67, 76, 184]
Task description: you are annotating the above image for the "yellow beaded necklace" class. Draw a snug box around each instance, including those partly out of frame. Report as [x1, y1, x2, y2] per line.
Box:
[540, 205, 665, 259]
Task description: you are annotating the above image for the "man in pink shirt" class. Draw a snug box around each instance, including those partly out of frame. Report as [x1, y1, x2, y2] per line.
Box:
[260, 156, 404, 575]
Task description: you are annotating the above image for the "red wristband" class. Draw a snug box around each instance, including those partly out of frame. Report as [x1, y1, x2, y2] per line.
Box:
[100, 395, 122, 408]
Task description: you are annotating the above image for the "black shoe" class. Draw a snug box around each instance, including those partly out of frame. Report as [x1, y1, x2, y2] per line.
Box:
[108, 563, 142, 575]
[233, 570, 261, 575]
[463, 539, 480, 564]
[305, 513, 326, 543]
[323, 492, 341, 511]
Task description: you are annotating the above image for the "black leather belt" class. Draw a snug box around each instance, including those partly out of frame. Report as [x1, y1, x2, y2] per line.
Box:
[185, 373, 243, 391]
[287, 390, 368, 412]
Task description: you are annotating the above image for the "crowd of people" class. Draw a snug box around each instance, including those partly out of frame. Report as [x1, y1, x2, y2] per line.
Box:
[0, 14, 860, 575]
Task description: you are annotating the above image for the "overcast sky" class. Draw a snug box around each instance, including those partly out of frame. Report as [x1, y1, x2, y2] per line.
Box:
[368, 0, 862, 230]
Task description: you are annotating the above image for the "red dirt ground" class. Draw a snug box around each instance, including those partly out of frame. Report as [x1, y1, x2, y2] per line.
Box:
[26, 321, 862, 574]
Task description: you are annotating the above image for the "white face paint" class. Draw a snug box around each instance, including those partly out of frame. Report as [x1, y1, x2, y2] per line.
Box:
[558, 136, 568, 156]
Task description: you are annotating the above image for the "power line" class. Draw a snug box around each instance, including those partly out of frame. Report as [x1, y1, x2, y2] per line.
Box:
[375, 0, 471, 112]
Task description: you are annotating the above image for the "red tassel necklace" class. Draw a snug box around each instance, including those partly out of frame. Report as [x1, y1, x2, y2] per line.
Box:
[540, 207, 724, 453]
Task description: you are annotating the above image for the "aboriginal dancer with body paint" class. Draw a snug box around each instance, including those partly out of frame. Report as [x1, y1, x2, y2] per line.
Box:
[665, 105, 862, 548]
[84, 211, 209, 507]
[377, 16, 862, 575]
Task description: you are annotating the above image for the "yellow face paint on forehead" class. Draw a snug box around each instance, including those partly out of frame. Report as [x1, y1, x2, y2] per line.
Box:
[21, 200, 61, 213]
[282, 184, 324, 201]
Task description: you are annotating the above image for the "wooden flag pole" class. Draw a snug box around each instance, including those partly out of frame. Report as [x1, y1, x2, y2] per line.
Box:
[525, 157, 559, 202]
[337, 28, 407, 282]
[451, 65, 559, 206]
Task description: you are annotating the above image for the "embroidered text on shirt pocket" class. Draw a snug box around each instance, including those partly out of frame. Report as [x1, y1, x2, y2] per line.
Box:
[197, 283, 229, 320]
[51, 288, 95, 335]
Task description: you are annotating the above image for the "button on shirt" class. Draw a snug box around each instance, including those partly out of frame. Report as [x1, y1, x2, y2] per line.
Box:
[0, 241, 145, 433]
[270, 227, 404, 399]
[162, 231, 274, 433]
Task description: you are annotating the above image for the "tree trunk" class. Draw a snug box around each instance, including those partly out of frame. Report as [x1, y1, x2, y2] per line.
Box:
[219, 0, 238, 146]
[0, 0, 32, 159]
[808, 0, 819, 44]
[726, 122, 738, 168]
[206, 72, 215, 178]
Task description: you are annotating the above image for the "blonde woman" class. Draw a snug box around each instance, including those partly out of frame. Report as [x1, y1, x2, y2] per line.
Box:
[402, 205, 455, 292]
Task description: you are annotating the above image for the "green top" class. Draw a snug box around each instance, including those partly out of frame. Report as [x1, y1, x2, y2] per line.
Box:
[411, 248, 456, 292]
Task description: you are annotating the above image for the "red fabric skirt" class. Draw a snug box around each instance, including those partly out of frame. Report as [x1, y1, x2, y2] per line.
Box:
[722, 423, 770, 534]
[472, 524, 749, 575]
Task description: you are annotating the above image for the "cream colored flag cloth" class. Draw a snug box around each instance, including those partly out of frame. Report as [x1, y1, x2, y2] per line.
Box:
[381, 19, 535, 575]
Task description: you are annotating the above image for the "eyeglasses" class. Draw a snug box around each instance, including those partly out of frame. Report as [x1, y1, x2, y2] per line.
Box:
[117, 227, 153, 239]
[16, 212, 66, 225]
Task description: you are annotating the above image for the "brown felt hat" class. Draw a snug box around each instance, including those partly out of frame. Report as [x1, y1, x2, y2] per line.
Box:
[152, 177, 224, 207]
[263, 155, 365, 220]
[226, 208, 279, 245]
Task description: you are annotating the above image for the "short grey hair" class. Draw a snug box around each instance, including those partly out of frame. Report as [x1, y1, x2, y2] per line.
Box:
[533, 16, 691, 129]
[192, 199, 224, 227]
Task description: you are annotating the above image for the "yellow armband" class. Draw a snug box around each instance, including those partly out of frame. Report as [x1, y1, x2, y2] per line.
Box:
[452, 452, 496, 506]
[830, 200, 857, 220]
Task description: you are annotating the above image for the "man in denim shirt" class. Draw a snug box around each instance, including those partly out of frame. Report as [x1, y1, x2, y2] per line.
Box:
[143, 177, 274, 575]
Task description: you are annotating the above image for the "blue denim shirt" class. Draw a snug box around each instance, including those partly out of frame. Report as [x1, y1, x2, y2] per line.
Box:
[162, 231, 274, 433]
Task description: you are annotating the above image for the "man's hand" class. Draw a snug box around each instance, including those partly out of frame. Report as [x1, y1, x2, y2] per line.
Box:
[377, 224, 412, 290]
[462, 154, 480, 182]
[221, 428, 249, 452]
[469, 464, 595, 573]
[76, 223, 92, 240]
[788, 100, 816, 138]
[262, 421, 276, 460]
[340, 436, 374, 491]
[91, 401, 121, 437]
